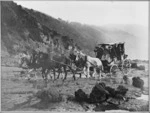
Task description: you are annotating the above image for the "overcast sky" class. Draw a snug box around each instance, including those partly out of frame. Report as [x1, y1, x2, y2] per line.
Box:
[15, 1, 148, 27]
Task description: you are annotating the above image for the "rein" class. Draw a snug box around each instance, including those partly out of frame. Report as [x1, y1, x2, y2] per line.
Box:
[46, 51, 84, 71]
[51, 58, 84, 71]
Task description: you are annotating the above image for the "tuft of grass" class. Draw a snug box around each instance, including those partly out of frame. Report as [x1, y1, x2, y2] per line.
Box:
[36, 87, 62, 103]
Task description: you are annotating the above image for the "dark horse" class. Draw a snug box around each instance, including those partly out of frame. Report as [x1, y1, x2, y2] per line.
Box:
[19, 50, 41, 78]
[36, 51, 77, 81]
[69, 51, 87, 78]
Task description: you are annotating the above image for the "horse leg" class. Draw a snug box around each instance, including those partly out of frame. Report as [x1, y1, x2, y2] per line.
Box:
[33, 68, 37, 80]
[71, 68, 76, 81]
[96, 67, 102, 81]
[79, 73, 82, 78]
[63, 66, 67, 81]
[87, 66, 90, 78]
[57, 67, 61, 79]
[92, 68, 96, 79]
[83, 67, 88, 78]
[57, 72, 60, 79]
[53, 69, 56, 80]
[43, 69, 48, 87]
[72, 71, 76, 81]
[42, 68, 46, 80]
[68, 66, 76, 81]
[99, 70, 102, 80]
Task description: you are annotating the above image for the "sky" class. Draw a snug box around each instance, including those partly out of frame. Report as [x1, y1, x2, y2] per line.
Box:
[15, 1, 148, 27]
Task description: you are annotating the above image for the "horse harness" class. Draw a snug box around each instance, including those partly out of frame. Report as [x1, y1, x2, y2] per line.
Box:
[47, 52, 84, 71]
[84, 55, 100, 69]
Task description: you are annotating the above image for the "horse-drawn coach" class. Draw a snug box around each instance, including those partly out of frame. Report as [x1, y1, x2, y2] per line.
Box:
[94, 42, 131, 75]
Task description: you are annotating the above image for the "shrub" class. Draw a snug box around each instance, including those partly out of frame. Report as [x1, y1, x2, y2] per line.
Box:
[132, 77, 144, 89]
[131, 62, 138, 68]
[137, 65, 145, 70]
[36, 87, 62, 103]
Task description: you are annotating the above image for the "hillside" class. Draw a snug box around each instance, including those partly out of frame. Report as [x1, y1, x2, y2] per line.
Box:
[1, 1, 148, 60]
[23, 8, 108, 56]
[1, 1, 76, 57]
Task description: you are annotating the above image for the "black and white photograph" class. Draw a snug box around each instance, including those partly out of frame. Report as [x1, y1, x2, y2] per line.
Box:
[1, 0, 149, 112]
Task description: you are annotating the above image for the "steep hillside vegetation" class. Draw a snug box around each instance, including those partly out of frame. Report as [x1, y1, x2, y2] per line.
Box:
[1, 1, 104, 57]
[1, 1, 148, 60]
[1, 1, 76, 57]
[23, 8, 108, 56]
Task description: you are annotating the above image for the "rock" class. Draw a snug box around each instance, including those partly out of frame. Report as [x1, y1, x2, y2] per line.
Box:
[89, 82, 110, 103]
[123, 75, 130, 85]
[131, 62, 145, 70]
[75, 89, 88, 102]
[116, 85, 128, 96]
[134, 92, 142, 97]
[105, 86, 116, 97]
[115, 94, 125, 101]
[93, 102, 119, 111]
[131, 62, 138, 68]
[132, 77, 144, 89]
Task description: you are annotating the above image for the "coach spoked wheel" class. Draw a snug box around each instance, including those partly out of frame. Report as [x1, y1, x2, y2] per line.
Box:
[110, 64, 119, 76]
[121, 59, 131, 75]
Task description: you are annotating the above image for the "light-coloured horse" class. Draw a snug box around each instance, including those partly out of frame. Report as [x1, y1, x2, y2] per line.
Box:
[76, 51, 103, 80]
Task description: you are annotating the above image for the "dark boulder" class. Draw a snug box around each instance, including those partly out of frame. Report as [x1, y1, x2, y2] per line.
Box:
[123, 75, 130, 85]
[132, 77, 144, 89]
[116, 85, 128, 96]
[131, 62, 145, 70]
[75, 89, 88, 102]
[131, 62, 138, 68]
[105, 86, 116, 97]
[89, 82, 110, 103]
[74, 83, 129, 105]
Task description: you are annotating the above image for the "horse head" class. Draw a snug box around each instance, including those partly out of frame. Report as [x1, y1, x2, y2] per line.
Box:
[75, 51, 87, 65]
[36, 52, 48, 64]
[19, 53, 31, 68]
[69, 53, 76, 62]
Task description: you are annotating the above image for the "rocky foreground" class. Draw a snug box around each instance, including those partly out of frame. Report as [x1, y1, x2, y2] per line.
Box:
[1, 61, 149, 111]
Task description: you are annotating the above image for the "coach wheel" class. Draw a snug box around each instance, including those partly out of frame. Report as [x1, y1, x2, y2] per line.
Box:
[122, 59, 131, 75]
[110, 64, 119, 75]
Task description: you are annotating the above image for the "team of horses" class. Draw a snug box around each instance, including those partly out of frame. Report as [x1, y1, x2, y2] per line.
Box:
[19, 48, 104, 81]
[19, 42, 125, 82]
